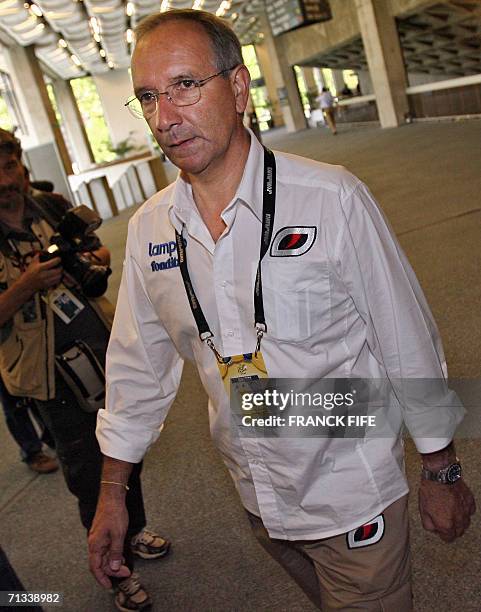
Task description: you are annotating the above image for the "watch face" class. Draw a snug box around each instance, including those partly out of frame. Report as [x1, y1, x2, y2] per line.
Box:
[446, 463, 462, 484]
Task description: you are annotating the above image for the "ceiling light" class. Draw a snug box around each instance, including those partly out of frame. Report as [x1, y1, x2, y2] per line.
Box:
[216, 1, 231, 18]
[29, 3, 42, 17]
[126, 29, 133, 44]
[71, 54, 81, 66]
[160, 0, 169, 12]
[99, 49, 106, 57]
[192, 0, 203, 8]
[126, 2, 134, 16]
[58, 38, 67, 47]
[107, 60, 114, 68]
[93, 32, 101, 42]
[89, 16, 100, 34]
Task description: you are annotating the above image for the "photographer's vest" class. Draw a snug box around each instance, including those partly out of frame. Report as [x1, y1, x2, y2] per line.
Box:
[0, 197, 113, 401]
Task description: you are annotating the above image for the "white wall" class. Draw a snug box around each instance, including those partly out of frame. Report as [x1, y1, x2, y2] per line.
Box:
[93, 69, 150, 149]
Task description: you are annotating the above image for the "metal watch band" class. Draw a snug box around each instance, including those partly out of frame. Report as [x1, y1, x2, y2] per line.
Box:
[421, 461, 462, 484]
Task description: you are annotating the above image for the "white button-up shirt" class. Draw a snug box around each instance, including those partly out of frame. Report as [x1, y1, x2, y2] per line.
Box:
[97, 131, 463, 540]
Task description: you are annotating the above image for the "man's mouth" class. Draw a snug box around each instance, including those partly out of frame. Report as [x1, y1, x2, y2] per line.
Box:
[167, 136, 196, 148]
[0, 187, 20, 197]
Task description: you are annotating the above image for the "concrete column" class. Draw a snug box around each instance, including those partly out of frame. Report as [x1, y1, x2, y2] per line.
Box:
[302, 68, 319, 95]
[256, 13, 306, 133]
[254, 43, 284, 128]
[357, 70, 373, 95]
[3, 45, 58, 150]
[313, 68, 325, 90]
[92, 69, 150, 149]
[52, 79, 94, 172]
[331, 69, 346, 95]
[4, 45, 72, 175]
[355, 0, 409, 127]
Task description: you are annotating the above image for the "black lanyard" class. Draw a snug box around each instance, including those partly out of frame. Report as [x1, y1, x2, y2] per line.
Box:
[174, 146, 276, 358]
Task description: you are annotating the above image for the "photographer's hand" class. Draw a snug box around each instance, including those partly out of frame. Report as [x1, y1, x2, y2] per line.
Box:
[21, 253, 63, 292]
[0, 254, 63, 327]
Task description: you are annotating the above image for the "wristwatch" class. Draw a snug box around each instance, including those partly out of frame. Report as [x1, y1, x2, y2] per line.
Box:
[421, 461, 462, 484]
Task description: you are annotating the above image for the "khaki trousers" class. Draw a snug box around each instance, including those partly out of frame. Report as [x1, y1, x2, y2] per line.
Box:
[247, 496, 412, 611]
[323, 108, 337, 134]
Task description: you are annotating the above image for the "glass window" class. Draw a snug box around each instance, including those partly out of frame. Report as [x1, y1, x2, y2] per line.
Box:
[70, 76, 115, 164]
[242, 45, 272, 131]
[0, 71, 28, 135]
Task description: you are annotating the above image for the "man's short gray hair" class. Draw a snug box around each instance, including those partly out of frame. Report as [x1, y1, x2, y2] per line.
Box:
[134, 9, 243, 73]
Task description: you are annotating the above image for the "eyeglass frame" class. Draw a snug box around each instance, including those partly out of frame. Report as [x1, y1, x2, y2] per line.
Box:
[124, 65, 239, 119]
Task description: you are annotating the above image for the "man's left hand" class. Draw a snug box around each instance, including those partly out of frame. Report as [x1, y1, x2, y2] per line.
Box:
[418, 478, 476, 542]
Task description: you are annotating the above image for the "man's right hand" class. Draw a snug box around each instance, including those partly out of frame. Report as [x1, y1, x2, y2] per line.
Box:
[88, 496, 131, 588]
[20, 253, 63, 292]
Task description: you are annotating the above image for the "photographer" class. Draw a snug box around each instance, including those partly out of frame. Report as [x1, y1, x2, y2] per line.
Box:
[0, 129, 169, 612]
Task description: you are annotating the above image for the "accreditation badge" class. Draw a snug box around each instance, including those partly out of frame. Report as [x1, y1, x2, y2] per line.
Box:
[43, 286, 85, 324]
[217, 351, 268, 395]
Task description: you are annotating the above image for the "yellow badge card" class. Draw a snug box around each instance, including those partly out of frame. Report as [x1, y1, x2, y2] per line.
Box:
[217, 351, 268, 395]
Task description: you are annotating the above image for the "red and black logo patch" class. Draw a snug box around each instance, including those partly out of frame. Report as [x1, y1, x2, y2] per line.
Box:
[270, 226, 317, 257]
[347, 514, 385, 549]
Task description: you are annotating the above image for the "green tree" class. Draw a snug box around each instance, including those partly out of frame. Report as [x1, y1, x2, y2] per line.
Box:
[70, 77, 115, 164]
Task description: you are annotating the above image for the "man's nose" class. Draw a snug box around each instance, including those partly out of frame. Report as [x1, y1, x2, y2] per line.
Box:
[152, 94, 182, 132]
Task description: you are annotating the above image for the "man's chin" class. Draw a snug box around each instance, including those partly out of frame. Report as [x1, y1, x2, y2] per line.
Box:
[0, 194, 23, 210]
[163, 151, 208, 176]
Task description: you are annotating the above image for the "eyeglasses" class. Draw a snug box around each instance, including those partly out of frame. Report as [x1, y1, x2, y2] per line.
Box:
[125, 66, 238, 119]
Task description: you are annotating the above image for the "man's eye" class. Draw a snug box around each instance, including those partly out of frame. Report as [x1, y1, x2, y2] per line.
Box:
[176, 79, 196, 90]
[139, 92, 157, 104]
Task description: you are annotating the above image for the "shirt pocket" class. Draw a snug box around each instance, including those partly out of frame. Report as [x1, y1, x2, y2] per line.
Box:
[261, 258, 331, 343]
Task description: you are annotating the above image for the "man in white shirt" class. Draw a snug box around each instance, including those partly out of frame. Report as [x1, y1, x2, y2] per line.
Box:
[316, 87, 337, 135]
[88, 9, 475, 611]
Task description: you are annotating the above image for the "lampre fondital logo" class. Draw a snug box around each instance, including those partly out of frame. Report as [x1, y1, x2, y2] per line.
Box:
[270, 226, 317, 257]
[149, 240, 179, 272]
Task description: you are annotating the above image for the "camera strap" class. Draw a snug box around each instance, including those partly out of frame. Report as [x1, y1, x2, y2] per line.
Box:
[55, 340, 105, 412]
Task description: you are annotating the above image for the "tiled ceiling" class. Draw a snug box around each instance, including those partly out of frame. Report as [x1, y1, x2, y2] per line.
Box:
[0, 0, 265, 79]
[302, 0, 481, 77]
[0, 1, 480, 80]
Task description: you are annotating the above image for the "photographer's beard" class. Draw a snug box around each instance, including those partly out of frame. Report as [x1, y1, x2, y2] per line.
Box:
[0, 186, 24, 211]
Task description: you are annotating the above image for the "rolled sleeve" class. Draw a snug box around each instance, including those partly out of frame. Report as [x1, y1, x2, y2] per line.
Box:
[336, 183, 465, 452]
[96, 222, 183, 463]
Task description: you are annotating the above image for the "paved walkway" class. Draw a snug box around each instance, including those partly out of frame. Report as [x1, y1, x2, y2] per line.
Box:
[1, 121, 480, 611]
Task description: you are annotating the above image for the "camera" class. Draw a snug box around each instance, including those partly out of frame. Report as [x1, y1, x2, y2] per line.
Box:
[40, 205, 111, 298]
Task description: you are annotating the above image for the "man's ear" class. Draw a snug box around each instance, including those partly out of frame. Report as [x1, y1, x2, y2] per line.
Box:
[23, 165, 30, 193]
[231, 65, 251, 114]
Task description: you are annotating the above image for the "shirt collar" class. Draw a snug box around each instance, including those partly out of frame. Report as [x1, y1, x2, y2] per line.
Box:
[168, 128, 266, 233]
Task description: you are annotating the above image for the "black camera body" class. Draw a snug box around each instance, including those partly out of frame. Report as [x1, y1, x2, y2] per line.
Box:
[40, 205, 111, 298]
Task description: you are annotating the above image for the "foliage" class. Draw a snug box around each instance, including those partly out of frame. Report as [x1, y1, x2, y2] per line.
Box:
[0, 95, 13, 131]
[110, 132, 136, 158]
[46, 84, 62, 126]
[70, 77, 116, 164]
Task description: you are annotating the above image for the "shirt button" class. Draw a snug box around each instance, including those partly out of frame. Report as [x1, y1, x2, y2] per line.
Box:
[221, 281, 227, 287]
